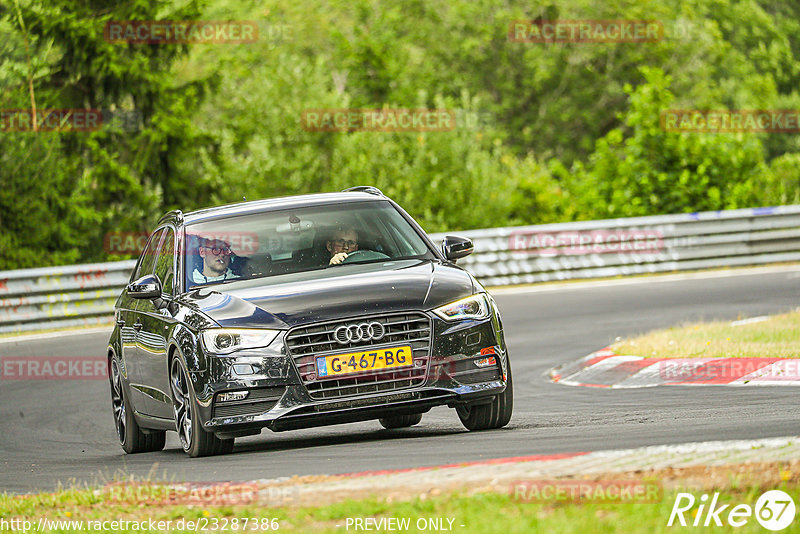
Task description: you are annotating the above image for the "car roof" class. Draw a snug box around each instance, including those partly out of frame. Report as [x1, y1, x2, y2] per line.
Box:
[160, 192, 387, 226]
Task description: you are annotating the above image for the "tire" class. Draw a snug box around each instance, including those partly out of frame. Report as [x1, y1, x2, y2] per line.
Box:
[379, 413, 423, 429]
[109, 357, 166, 454]
[456, 363, 513, 431]
[170, 357, 234, 457]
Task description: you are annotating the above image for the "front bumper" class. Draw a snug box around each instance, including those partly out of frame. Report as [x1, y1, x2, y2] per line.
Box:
[191, 309, 509, 436]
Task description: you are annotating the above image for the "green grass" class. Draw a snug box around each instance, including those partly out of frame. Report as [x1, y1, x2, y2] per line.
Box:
[2, 482, 797, 533]
[612, 309, 800, 359]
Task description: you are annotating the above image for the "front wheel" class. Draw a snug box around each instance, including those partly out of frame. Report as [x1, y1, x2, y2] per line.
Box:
[456, 364, 513, 431]
[110, 357, 165, 454]
[170, 357, 234, 457]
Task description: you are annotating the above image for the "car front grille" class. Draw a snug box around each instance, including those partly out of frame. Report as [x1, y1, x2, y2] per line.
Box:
[453, 367, 501, 384]
[212, 387, 285, 419]
[448, 357, 502, 385]
[285, 312, 431, 400]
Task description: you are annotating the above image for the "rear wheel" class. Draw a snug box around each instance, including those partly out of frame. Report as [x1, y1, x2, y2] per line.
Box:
[379, 413, 423, 429]
[110, 357, 166, 453]
[456, 364, 513, 431]
[170, 357, 234, 457]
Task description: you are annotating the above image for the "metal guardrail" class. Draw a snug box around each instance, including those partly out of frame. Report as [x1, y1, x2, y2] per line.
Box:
[0, 260, 136, 334]
[1, 206, 799, 334]
[430, 205, 800, 286]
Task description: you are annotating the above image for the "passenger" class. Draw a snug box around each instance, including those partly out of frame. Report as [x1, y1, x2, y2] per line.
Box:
[193, 238, 241, 283]
[326, 226, 359, 265]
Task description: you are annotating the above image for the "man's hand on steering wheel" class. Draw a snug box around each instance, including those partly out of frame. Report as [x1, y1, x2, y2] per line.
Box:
[329, 252, 349, 265]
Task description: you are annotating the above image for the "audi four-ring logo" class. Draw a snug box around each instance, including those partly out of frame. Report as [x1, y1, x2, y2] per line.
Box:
[334, 321, 386, 344]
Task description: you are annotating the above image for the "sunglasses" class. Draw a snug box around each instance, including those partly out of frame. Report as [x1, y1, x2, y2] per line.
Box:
[204, 245, 232, 256]
[332, 239, 358, 248]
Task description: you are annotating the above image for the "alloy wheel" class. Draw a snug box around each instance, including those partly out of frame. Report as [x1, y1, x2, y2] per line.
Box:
[110, 359, 126, 444]
[170, 359, 193, 450]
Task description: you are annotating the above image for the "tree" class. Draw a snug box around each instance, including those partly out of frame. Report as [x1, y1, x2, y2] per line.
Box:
[561, 67, 769, 218]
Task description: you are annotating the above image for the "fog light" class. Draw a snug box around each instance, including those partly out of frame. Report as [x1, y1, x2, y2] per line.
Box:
[465, 332, 481, 345]
[232, 363, 255, 375]
[474, 356, 496, 368]
[218, 390, 249, 403]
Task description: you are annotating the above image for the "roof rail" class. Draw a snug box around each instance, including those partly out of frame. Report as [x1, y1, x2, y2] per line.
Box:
[342, 186, 384, 196]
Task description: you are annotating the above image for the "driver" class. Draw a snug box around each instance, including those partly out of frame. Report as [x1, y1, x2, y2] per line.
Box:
[326, 226, 359, 265]
[193, 238, 241, 283]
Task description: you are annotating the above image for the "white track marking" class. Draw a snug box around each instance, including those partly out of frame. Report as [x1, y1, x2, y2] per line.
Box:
[489, 264, 800, 294]
[0, 326, 112, 344]
[730, 316, 770, 326]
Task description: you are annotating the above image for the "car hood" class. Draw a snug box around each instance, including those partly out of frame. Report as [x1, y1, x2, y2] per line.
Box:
[180, 259, 476, 328]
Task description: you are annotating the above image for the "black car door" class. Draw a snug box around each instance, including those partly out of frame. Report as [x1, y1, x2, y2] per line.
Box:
[124, 228, 164, 414]
[116, 296, 139, 397]
[134, 227, 178, 419]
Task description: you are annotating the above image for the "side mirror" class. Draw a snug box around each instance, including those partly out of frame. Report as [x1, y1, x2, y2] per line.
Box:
[128, 274, 162, 299]
[442, 235, 473, 261]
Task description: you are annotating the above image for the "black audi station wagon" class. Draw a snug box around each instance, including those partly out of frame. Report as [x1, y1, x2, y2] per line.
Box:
[107, 187, 513, 457]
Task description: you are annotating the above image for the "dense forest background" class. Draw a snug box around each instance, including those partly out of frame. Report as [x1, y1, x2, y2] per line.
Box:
[1, 0, 799, 269]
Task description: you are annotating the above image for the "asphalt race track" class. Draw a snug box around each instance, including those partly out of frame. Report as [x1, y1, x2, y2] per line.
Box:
[2, 266, 799, 494]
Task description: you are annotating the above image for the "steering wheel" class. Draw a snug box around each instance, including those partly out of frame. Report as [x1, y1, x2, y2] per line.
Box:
[341, 250, 390, 264]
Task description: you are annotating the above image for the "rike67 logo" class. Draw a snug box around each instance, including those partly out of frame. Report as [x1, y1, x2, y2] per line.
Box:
[668, 490, 796, 531]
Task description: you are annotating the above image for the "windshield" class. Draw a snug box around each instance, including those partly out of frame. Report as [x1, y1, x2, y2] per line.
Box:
[184, 200, 435, 289]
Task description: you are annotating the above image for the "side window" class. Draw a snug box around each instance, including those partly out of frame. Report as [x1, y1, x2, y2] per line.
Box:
[154, 229, 175, 295]
[132, 228, 165, 281]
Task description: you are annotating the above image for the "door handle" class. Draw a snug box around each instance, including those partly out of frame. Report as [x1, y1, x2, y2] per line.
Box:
[133, 322, 143, 331]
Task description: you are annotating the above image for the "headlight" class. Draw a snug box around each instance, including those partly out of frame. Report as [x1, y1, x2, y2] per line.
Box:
[201, 328, 280, 355]
[432, 293, 490, 321]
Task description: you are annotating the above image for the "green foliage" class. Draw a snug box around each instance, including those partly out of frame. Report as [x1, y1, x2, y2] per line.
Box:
[1, 0, 800, 268]
[0, 0, 208, 269]
[560, 67, 770, 218]
[761, 152, 800, 205]
[0, 134, 98, 268]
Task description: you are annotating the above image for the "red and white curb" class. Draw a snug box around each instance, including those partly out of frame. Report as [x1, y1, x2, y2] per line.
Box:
[549, 348, 800, 388]
[244, 436, 800, 505]
[95, 436, 800, 507]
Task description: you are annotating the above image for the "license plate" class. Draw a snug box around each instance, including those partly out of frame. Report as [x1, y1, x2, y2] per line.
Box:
[315, 345, 413, 378]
